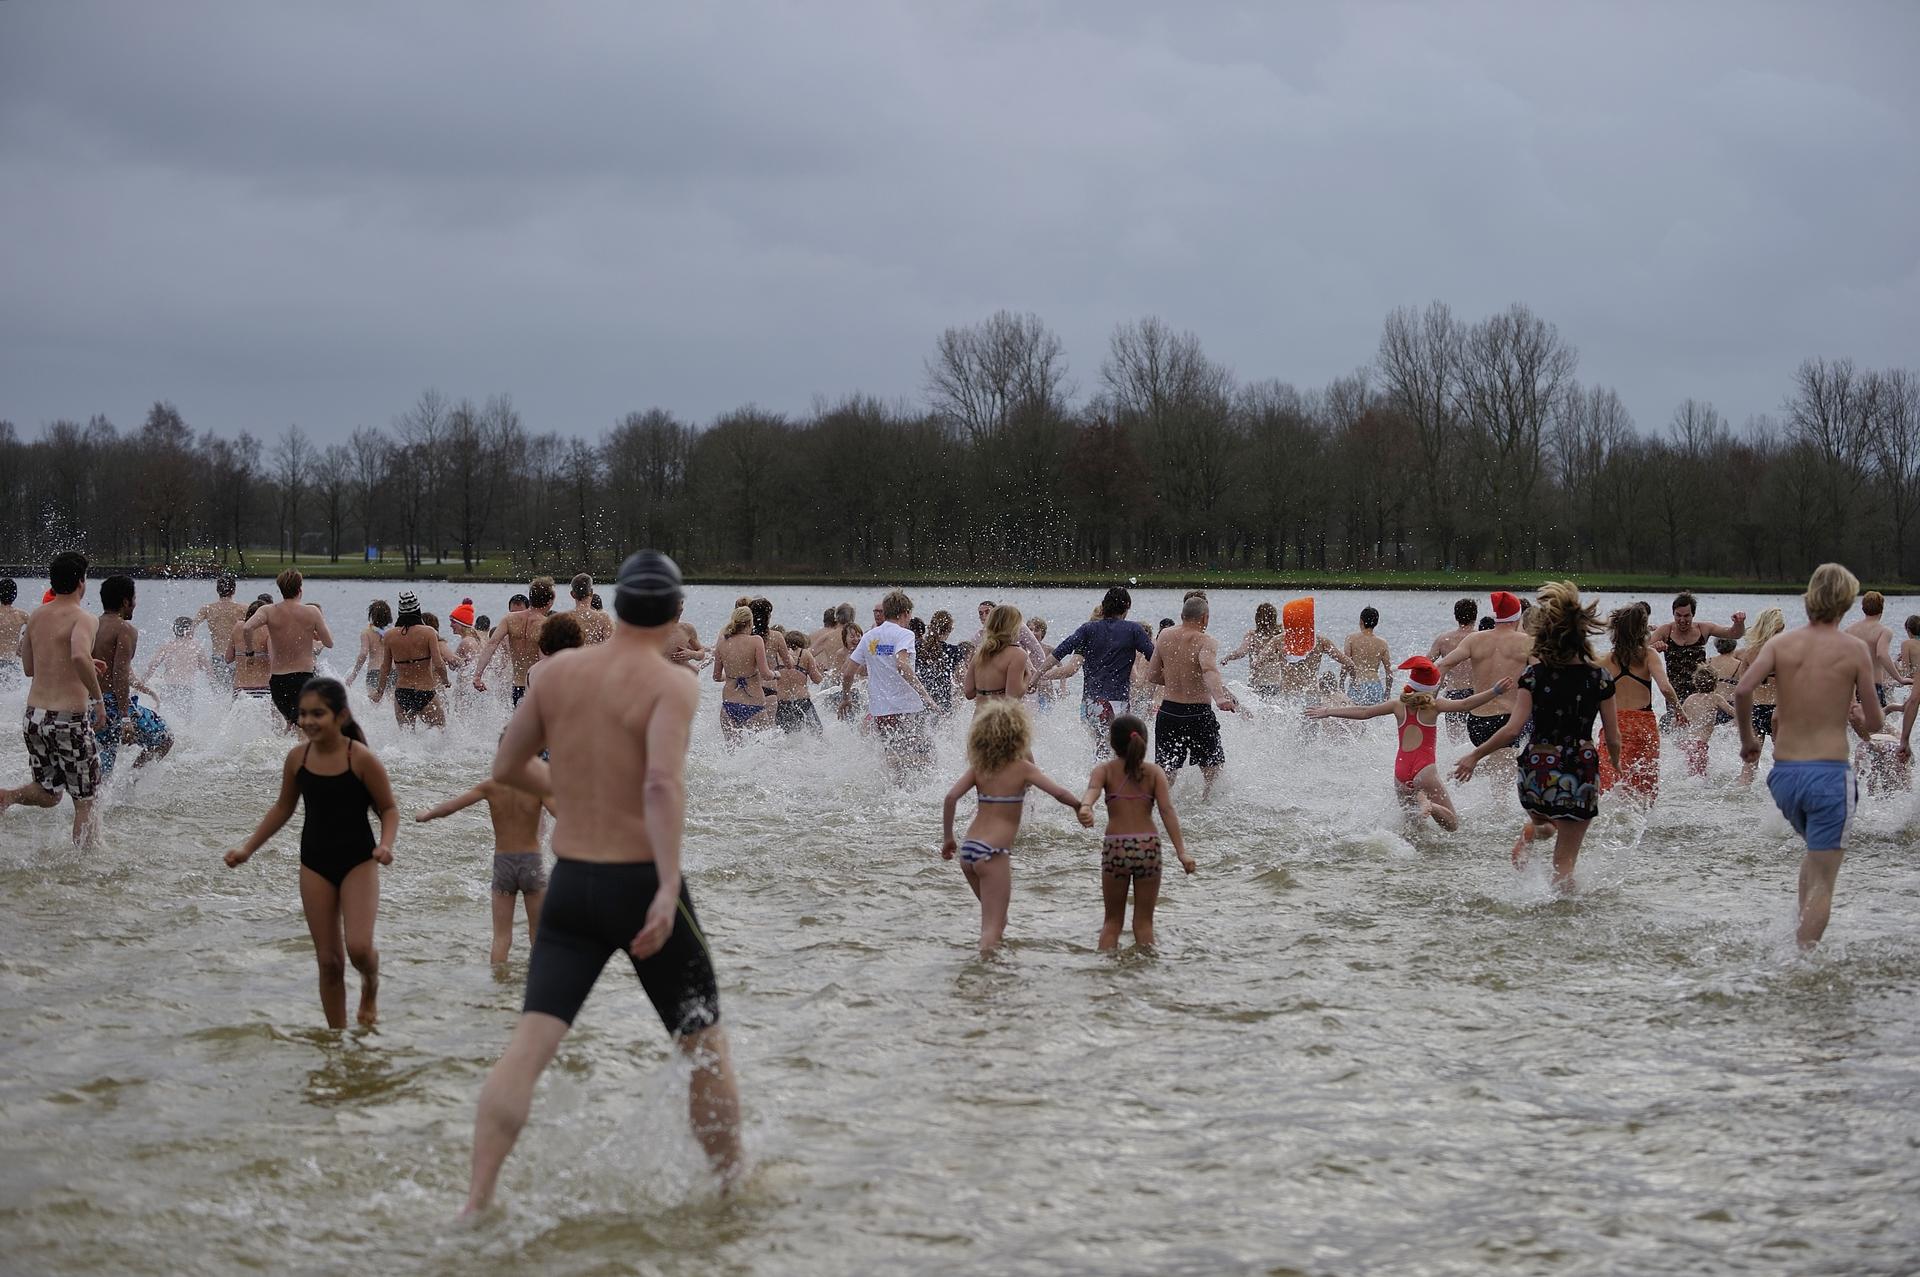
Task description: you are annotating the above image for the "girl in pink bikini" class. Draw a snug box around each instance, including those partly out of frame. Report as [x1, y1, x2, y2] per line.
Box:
[1307, 657, 1510, 830]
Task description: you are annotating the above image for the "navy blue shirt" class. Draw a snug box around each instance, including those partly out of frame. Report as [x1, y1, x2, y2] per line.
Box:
[1053, 618, 1155, 702]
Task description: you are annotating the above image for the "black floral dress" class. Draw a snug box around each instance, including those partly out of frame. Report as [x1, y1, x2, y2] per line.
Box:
[1516, 661, 1615, 822]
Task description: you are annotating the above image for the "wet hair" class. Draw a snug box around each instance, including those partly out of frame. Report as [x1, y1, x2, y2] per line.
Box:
[1158, 618, 1175, 632]
[784, 628, 808, 651]
[1100, 586, 1132, 619]
[928, 610, 955, 641]
[528, 577, 556, 609]
[1743, 607, 1785, 654]
[100, 574, 135, 612]
[735, 595, 752, 608]
[978, 599, 995, 612]
[749, 597, 773, 636]
[422, 612, 440, 631]
[977, 604, 1024, 663]
[1110, 713, 1149, 784]
[590, 593, 603, 611]
[1907, 615, 1920, 638]
[539, 612, 584, 656]
[299, 677, 366, 744]
[244, 598, 268, 624]
[276, 568, 302, 599]
[1528, 581, 1602, 666]
[49, 551, 88, 595]
[508, 594, 529, 610]
[834, 603, 856, 626]
[1803, 563, 1858, 625]
[1861, 589, 1884, 617]
[172, 615, 192, 636]
[1693, 668, 1718, 693]
[1253, 602, 1278, 635]
[1673, 592, 1698, 615]
[1478, 617, 1495, 631]
[1454, 598, 1477, 626]
[1180, 595, 1208, 623]
[1714, 637, 1737, 654]
[216, 572, 237, 598]
[368, 599, 392, 627]
[1028, 617, 1048, 641]
[1360, 607, 1378, 630]
[967, 700, 1032, 774]
[476, 614, 491, 631]
[823, 607, 836, 626]
[571, 572, 593, 600]
[721, 606, 754, 638]
[881, 589, 913, 621]
[1607, 604, 1650, 673]
[0, 578, 14, 605]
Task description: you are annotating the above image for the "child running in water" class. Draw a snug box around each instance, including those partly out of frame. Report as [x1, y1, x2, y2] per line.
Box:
[940, 700, 1093, 953]
[224, 678, 398, 1027]
[1080, 714, 1193, 949]
[1678, 668, 1737, 777]
[414, 768, 558, 964]
[1307, 657, 1511, 830]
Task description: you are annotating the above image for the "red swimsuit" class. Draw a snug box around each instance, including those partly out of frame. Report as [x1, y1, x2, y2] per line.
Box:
[1394, 711, 1438, 785]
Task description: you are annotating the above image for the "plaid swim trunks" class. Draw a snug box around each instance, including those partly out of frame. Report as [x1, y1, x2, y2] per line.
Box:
[23, 707, 103, 801]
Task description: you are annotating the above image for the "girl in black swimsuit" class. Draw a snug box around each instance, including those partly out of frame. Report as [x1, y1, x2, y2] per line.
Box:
[225, 677, 400, 1029]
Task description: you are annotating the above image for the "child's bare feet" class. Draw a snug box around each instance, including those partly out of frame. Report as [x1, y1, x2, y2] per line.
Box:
[1511, 822, 1539, 868]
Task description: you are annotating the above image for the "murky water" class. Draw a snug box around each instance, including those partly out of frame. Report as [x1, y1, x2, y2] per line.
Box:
[3, 580, 1918, 1276]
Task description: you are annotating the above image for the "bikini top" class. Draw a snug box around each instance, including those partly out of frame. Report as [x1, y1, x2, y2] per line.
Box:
[1105, 785, 1150, 804]
[977, 786, 1027, 805]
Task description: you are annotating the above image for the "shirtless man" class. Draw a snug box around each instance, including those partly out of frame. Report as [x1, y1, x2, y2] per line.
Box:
[464, 550, 741, 1216]
[1146, 594, 1239, 799]
[1342, 608, 1393, 704]
[243, 569, 334, 727]
[193, 573, 248, 689]
[144, 616, 211, 694]
[568, 573, 613, 644]
[0, 578, 27, 678]
[1738, 563, 1881, 950]
[1842, 590, 1907, 706]
[93, 575, 173, 774]
[1436, 591, 1534, 756]
[473, 577, 555, 705]
[0, 552, 106, 844]
[811, 603, 857, 675]
[1428, 598, 1478, 741]
[1651, 593, 1746, 719]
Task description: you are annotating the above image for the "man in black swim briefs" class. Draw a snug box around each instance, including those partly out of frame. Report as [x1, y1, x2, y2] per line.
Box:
[244, 569, 332, 726]
[464, 550, 742, 1217]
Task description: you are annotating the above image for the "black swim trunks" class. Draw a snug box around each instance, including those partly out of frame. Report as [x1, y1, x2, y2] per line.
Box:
[522, 859, 721, 1037]
[1155, 699, 1225, 772]
[1466, 712, 1512, 748]
[269, 671, 313, 725]
[392, 687, 435, 717]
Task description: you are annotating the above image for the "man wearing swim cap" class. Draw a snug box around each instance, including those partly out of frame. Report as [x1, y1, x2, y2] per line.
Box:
[465, 550, 742, 1215]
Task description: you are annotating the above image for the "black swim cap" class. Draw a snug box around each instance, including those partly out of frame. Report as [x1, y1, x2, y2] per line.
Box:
[613, 550, 683, 627]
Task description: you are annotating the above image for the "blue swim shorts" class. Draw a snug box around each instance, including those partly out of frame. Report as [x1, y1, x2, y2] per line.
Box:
[1766, 760, 1857, 853]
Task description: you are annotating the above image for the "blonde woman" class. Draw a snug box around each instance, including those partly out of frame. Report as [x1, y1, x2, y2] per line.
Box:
[712, 605, 774, 742]
[964, 604, 1030, 705]
[1735, 607, 1784, 784]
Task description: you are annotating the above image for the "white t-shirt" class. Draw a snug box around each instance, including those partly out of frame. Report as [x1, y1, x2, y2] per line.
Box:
[848, 620, 924, 717]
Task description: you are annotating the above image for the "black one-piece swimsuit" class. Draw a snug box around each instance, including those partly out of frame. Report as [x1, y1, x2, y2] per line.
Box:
[298, 741, 376, 888]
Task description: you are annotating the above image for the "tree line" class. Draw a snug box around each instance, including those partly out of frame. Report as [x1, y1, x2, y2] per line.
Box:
[1, 302, 1914, 582]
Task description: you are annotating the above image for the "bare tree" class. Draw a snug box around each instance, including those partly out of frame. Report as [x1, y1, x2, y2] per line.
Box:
[1456, 303, 1577, 568]
[1867, 368, 1920, 578]
[394, 388, 448, 565]
[1376, 302, 1464, 567]
[349, 426, 388, 566]
[925, 311, 1073, 444]
[1785, 356, 1869, 549]
[272, 424, 312, 563]
[315, 443, 353, 563]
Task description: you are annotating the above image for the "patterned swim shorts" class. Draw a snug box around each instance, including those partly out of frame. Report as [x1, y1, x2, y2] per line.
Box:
[1101, 832, 1162, 880]
[491, 851, 548, 895]
[22, 707, 103, 801]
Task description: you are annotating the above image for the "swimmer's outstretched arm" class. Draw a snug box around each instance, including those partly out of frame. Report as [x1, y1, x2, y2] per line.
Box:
[1024, 761, 1093, 828]
[1304, 700, 1396, 721]
[415, 785, 487, 823]
[471, 627, 507, 691]
[1433, 678, 1513, 714]
[940, 768, 975, 859]
[226, 751, 302, 867]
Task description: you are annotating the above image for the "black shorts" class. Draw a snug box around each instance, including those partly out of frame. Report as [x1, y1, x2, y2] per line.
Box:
[776, 697, 822, 735]
[523, 859, 721, 1037]
[1466, 712, 1512, 748]
[393, 687, 436, 717]
[1156, 700, 1225, 771]
[269, 672, 312, 725]
[1752, 704, 1775, 738]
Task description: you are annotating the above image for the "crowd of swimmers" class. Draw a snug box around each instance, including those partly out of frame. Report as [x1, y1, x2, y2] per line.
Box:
[0, 551, 1911, 1214]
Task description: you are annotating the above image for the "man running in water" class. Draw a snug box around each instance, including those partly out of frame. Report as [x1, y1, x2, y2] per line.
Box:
[473, 577, 555, 705]
[243, 569, 333, 727]
[1428, 598, 1478, 742]
[0, 552, 106, 844]
[1042, 586, 1155, 756]
[1738, 563, 1881, 950]
[93, 575, 173, 774]
[464, 551, 742, 1214]
[569, 573, 613, 644]
[840, 590, 938, 783]
[1436, 591, 1533, 755]
[193, 572, 247, 689]
[0, 578, 27, 679]
[1651, 593, 1746, 720]
[1146, 594, 1238, 799]
[1842, 590, 1907, 706]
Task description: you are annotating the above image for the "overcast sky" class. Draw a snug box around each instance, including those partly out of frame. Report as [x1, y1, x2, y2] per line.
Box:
[3, 2, 1915, 447]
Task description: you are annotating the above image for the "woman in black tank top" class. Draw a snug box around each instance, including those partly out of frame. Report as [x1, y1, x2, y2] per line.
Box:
[225, 677, 399, 1028]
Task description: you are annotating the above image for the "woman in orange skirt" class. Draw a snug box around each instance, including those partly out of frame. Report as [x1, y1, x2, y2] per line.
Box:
[1598, 603, 1679, 802]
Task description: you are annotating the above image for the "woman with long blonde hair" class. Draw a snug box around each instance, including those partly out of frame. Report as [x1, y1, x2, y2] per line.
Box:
[712, 605, 774, 742]
[964, 603, 1031, 706]
[1455, 581, 1621, 890]
[1736, 607, 1785, 783]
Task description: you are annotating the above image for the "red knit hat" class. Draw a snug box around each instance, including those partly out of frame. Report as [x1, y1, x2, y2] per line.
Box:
[1398, 655, 1442, 694]
[1489, 590, 1523, 622]
[449, 599, 476, 627]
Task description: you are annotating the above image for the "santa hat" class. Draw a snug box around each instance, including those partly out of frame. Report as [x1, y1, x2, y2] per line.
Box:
[1398, 655, 1442, 694]
[42, 588, 56, 604]
[449, 599, 476, 627]
[1489, 590, 1523, 622]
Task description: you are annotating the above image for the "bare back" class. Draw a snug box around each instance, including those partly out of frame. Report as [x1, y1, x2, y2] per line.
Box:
[1151, 624, 1220, 703]
[1429, 626, 1472, 690]
[0, 605, 30, 663]
[1747, 625, 1877, 762]
[1845, 618, 1893, 678]
[483, 780, 546, 853]
[1450, 626, 1531, 714]
[256, 600, 328, 675]
[1346, 631, 1388, 681]
[93, 614, 137, 706]
[198, 598, 246, 659]
[504, 609, 548, 685]
[573, 603, 613, 645]
[384, 624, 444, 691]
[23, 601, 98, 712]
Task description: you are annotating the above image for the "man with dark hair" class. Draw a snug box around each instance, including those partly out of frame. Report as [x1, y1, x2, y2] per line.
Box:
[1428, 598, 1481, 742]
[1042, 585, 1155, 755]
[243, 568, 333, 726]
[1, 552, 106, 844]
[570, 572, 611, 644]
[92, 575, 173, 773]
[0, 578, 26, 676]
[474, 578, 555, 705]
[1651, 593, 1746, 718]
[194, 572, 247, 688]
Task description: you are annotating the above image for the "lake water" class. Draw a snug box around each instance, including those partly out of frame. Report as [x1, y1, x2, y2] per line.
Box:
[3, 579, 1918, 1275]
